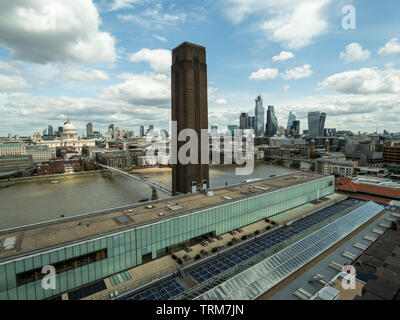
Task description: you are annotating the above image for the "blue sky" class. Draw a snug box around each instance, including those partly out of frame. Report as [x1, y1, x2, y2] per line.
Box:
[1, 0, 400, 136]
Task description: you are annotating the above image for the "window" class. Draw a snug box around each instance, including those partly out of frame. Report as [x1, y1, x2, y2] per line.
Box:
[16, 249, 107, 286]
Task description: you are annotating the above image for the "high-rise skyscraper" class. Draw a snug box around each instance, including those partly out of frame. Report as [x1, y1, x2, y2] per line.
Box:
[48, 125, 54, 136]
[247, 116, 255, 130]
[171, 42, 209, 195]
[307, 111, 326, 138]
[266, 105, 278, 137]
[240, 113, 248, 130]
[140, 126, 145, 137]
[227, 125, 239, 136]
[287, 112, 296, 129]
[254, 95, 265, 137]
[292, 120, 300, 136]
[86, 122, 93, 137]
[210, 125, 218, 136]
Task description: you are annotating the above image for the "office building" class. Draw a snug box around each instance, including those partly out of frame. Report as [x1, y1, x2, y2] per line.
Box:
[86, 123, 93, 137]
[308, 112, 326, 138]
[47, 125, 54, 136]
[140, 126, 145, 138]
[247, 116, 255, 131]
[227, 125, 239, 136]
[287, 112, 296, 129]
[171, 42, 209, 195]
[240, 113, 248, 130]
[255, 95, 265, 137]
[210, 125, 218, 137]
[266, 106, 278, 137]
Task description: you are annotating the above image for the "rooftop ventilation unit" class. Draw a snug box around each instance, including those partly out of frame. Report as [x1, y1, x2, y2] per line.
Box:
[167, 205, 182, 211]
[114, 215, 133, 225]
[145, 205, 154, 209]
[158, 212, 164, 217]
[207, 191, 215, 197]
[2, 237, 17, 251]
[202, 179, 207, 191]
[191, 181, 197, 194]
[253, 186, 268, 191]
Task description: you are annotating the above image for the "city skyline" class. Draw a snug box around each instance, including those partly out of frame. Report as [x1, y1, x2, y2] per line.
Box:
[1, 1, 400, 136]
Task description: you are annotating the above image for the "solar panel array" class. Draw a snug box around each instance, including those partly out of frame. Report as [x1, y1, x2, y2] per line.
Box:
[196, 201, 384, 300]
[189, 201, 356, 284]
[128, 279, 185, 300]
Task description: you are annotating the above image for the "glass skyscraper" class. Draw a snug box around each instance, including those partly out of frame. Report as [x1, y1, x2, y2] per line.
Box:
[307, 112, 326, 138]
[266, 105, 278, 137]
[254, 95, 265, 137]
[240, 113, 248, 130]
[287, 112, 296, 129]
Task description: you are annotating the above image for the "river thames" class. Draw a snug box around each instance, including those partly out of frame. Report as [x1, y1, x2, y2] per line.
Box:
[0, 163, 296, 229]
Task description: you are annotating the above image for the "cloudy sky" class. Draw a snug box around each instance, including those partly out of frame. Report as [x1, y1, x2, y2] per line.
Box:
[1, 0, 400, 136]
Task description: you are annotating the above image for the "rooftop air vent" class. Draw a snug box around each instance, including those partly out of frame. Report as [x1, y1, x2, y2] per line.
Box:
[167, 205, 183, 211]
[2, 237, 17, 251]
[114, 215, 133, 225]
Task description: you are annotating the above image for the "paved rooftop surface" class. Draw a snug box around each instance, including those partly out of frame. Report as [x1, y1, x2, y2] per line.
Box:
[0, 172, 326, 261]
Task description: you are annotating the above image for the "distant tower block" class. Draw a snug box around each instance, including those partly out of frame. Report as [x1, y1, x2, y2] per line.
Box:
[171, 42, 209, 195]
[325, 139, 330, 153]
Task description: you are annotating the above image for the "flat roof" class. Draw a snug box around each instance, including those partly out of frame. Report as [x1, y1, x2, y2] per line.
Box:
[0, 172, 328, 262]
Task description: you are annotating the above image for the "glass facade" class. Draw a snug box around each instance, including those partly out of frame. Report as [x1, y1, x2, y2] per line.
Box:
[266, 106, 278, 137]
[0, 176, 334, 300]
[307, 111, 326, 138]
[255, 95, 264, 137]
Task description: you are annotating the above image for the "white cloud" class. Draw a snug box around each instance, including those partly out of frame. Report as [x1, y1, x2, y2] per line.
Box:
[129, 48, 171, 74]
[0, 0, 117, 64]
[320, 66, 400, 95]
[216, 98, 228, 105]
[283, 85, 290, 91]
[0, 74, 30, 91]
[118, 3, 187, 30]
[208, 87, 218, 95]
[99, 73, 170, 106]
[249, 68, 279, 80]
[272, 51, 295, 62]
[281, 64, 312, 80]
[223, 0, 332, 49]
[153, 34, 168, 43]
[61, 69, 109, 82]
[378, 38, 400, 56]
[340, 43, 370, 63]
[110, 0, 142, 11]
[0, 61, 21, 73]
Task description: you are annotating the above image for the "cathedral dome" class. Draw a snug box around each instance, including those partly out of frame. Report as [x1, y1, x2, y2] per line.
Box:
[63, 116, 76, 132]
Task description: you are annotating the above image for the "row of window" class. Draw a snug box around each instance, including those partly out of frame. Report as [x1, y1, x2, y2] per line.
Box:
[16, 249, 107, 286]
